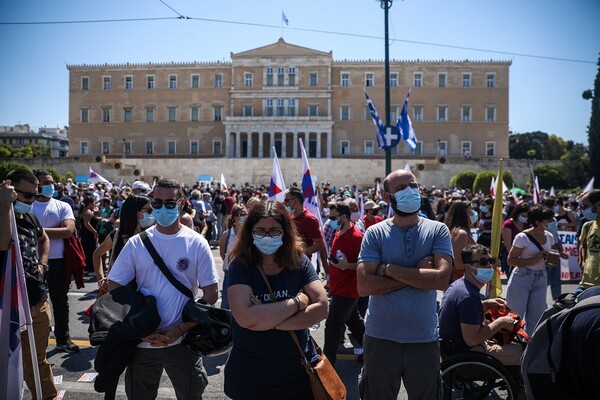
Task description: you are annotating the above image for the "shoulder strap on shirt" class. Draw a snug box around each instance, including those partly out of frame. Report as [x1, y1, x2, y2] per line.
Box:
[524, 232, 544, 253]
[139, 230, 193, 300]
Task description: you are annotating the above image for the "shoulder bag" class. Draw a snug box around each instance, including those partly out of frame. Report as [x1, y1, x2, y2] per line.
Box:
[525, 232, 560, 267]
[140, 231, 233, 356]
[257, 264, 346, 400]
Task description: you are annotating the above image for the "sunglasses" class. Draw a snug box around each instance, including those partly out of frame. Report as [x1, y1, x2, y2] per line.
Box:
[472, 257, 496, 266]
[151, 198, 181, 210]
[16, 189, 38, 199]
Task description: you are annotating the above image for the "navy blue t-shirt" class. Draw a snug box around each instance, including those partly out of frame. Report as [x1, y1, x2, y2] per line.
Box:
[224, 255, 319, 400]
[439, 277, 483, 352]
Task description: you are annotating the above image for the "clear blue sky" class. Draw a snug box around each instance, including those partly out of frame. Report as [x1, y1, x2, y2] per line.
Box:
[0, 0, 598, 145]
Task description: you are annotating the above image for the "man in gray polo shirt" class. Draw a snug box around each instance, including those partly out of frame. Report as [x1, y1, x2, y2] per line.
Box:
[357, 169, 453, 400]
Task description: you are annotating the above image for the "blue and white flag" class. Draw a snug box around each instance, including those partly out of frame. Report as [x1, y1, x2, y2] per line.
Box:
[396, 91, 418, 153]
[282, 12, 289, 26]
[365, 91, 386, 149]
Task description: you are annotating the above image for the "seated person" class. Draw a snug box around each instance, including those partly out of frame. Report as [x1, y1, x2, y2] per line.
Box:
[439, 243, 523, 366]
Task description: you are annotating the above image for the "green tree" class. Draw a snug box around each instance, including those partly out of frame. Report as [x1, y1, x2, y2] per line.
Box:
[0, 161, 31, 180]
[473, 171, 496, 195]
[534, 165, 567, 189]
[450, 171, 477, 191]
[582, 54, 600, 189]
[0, 145, 11, 160]
[560, 143, 590, 188]
[509, 131, 549, 159]
[543, 134, 567, 160]
[29, 144, 51, 158]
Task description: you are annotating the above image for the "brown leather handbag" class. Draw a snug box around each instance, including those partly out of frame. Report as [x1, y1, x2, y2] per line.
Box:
[258, 265, 347, 400]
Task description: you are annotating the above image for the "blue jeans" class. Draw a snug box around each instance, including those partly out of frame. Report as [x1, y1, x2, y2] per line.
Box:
[546, 265, 561, 301]
[506, 267, 547, 335]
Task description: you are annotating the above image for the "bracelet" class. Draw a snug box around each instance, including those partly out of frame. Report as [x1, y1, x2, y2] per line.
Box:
[177, 325, 184, 337]
[292, 296, 301, 313]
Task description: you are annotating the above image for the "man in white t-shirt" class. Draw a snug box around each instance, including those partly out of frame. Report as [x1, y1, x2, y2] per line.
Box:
[32, 169, 78, 353]
[108, 178, 219, 400]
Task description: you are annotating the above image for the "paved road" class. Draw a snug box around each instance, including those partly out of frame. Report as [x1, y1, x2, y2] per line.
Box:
[24, 249, 578, 400]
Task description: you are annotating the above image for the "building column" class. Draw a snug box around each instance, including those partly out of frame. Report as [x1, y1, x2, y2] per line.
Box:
[258, 132, 264, 158]
[225, 131, 232, 158]
[304, 132, 310, 156]
[326, 131, 332, 159]
[247, 132, 253, 158]
[281, 132, 287, 158]
[316, 132, 322, 158]
[270, 132, 275, 157]
[292, 132, 298, 158]
[235, 132, 241, 158]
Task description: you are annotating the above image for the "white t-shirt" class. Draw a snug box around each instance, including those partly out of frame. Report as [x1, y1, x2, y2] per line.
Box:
[32, 198, 75, 259]
[512, 230, 555, 271]
[108, 225, 219, 348]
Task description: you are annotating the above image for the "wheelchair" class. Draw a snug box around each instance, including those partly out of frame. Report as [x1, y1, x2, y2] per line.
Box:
[440, 339, 521, 400]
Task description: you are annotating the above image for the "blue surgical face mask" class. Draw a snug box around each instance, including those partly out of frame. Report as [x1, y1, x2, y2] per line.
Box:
[582, 207, 597, 221]
[152, 207, 179, 227]
[253, 235, 283, 255]
[393, 187, 421, 214]
[470, 210, 479, 225]
[138, 213, 155, 228]
[480, 205, 489, 213]
[474, 267, 494, 283]
[39, 184, 54, 198]
[518, 215, 528, 223]
[14, 200, 33, 214]
[330, 219, 341, 231]
[287, 206, 295, 215]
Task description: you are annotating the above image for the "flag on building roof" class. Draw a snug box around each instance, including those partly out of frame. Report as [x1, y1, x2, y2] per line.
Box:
[269, 148, 286, 202]
[89, 167, 112, 189]
[365, 91, 386, 149]
[396, 91, 417, 153]
[282, 12, 289, 25]
[220, 173, 228, 192]
[488, 159, 504, 299]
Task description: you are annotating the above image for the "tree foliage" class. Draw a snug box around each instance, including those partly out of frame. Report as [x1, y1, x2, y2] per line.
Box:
[582, 55, 600, 189]
[472, 170, 514, 195]
[0, 161, 32, 180]
[509, 131, 548, 159]
[534, 165, 567, 189]
[0, 144, 51, 160]
[450, 171, 477, 191]
[560, 143, 590, 188]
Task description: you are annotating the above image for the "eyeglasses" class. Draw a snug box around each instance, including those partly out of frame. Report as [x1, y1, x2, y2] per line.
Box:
[15, 189, 38, 199]
[151, 198, 181, 210]
[472, 257, 496, 266]
[252, 228, 283, 238]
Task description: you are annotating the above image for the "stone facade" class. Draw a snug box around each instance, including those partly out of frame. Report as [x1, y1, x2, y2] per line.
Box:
[67, 38, 510, 160]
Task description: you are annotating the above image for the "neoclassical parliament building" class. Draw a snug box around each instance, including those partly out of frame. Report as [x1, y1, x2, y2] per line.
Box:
[68, 39, 510, 161]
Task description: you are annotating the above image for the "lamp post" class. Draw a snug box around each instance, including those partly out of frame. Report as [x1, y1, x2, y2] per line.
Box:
[378, 0, 393, 175]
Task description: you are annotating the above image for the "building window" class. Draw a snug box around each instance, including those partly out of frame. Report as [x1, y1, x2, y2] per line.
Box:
[461, 106, 472, 122]
[276, 99, 285, 116]
[462, 73, 471, 88]
[277, 67, 285, 86]
[190, 106, 200, 121]
[80, 108, 89, 123]
[413, 73, 422, 87]
[125, 75, 133, 90]
[340, 105, 350, 121]
[215, 73, 223, 88]
[414, 141, 423, 156]
[486, 142, 496, 156]
[437, 106, 447, 122]
[308, 105, 318, 117]
[243, 105, 253, 117]
[437, 140, 447, 156]
[438, 73, 446, 88]
[365, 73, 374, 87]
[309, 72, 318, 86]
[167, 140, 176, 155]
[340, 140, 350, 155]
[487, 73, 495, 88]
[341, 73, 349, 87]
[81, 77, 89, 90]
[147, 75, 155, 89]
[102, 107, 111, 123]
[265, 99, 273, 117]
[190, 140, 199, 155]
[168, 106, 177, 122]
[213, 106, 223, 121]
[146, 107, 154, 122]
[364, 141, 374, 155]
[103, 76, 111, 90]
[462, 141, 472, 157]
[124, 107, 133, 123]
[390, 73, 398, 87]
[288, 67, 296, 86]
[213, 140, 222, 155]
[364, 107, 371, 121]
[101, 141, 110, 155]
[413, 105, 423, 121]
[191, 74, 200, 88]
[390, 106, 399, 122]
[169, 75, 177, 89]
[486, 106, 496, 122]
[288, 99, 296, 117]
[266, 67, 274, 86]
[145, 141, 154, 155]
[244, 73, 253, 87]
[80, 141, 89, 155]
[123, 141, 132, 155]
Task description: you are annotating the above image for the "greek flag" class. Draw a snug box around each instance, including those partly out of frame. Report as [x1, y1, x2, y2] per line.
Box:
[282, 12, 289, 26]
[396, 91, 417, 153]
[365, 91, 386, 148]
[269, 148, 286, 202]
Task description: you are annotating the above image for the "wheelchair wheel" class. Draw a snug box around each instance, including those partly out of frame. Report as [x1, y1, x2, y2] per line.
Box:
[441, 352, 519, 400]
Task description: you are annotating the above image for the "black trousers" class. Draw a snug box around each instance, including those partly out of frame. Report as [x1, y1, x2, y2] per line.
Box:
[46, 258, 71, 342]
[323, 295, 365, 366]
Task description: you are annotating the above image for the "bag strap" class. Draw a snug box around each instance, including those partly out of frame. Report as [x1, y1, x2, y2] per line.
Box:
[140, 231, 193, 300]
[524, 232, 544, 253]
[256, 264, 314, 375]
